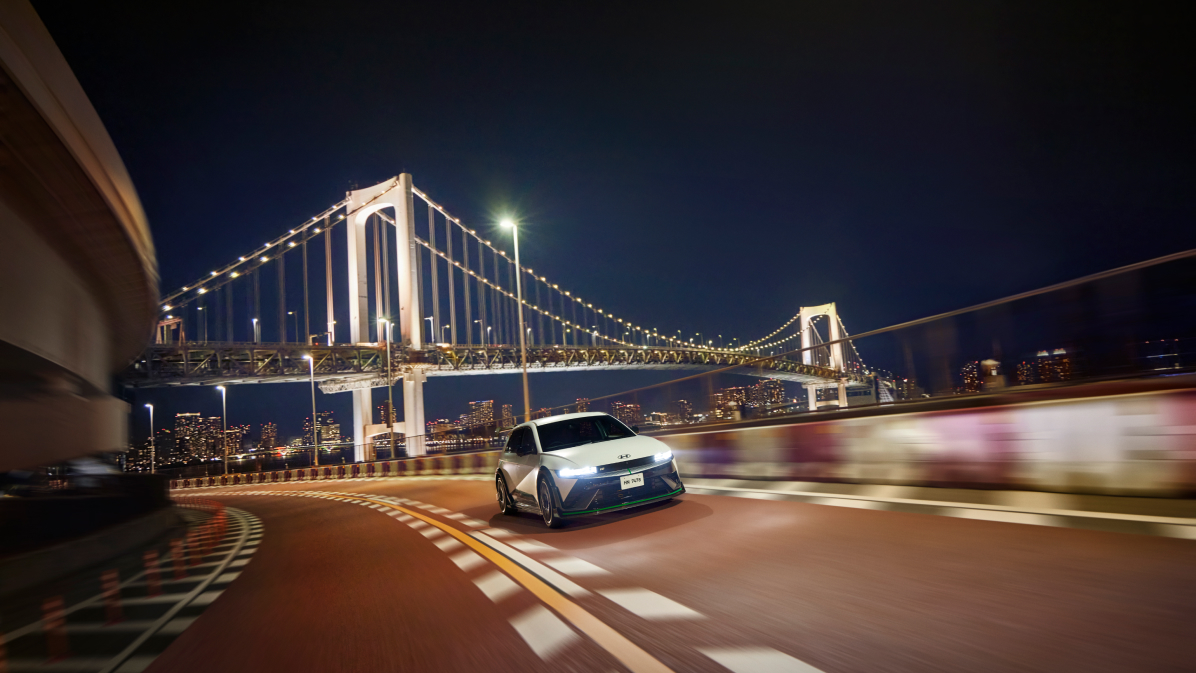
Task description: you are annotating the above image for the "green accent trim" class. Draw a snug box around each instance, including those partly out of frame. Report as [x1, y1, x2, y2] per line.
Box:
[562, 487, 684, 517]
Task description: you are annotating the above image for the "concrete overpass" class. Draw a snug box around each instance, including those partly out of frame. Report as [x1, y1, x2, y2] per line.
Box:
[0, 1, 157, 470]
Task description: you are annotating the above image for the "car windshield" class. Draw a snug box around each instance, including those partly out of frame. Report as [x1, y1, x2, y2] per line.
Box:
[535, 415, 636, 452]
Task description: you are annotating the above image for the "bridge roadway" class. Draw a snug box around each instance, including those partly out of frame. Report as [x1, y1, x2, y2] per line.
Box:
[122, 342, 870, 390]
[146, 478, 1191, 672]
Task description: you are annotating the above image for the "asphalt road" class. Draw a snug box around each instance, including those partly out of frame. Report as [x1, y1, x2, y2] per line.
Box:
[147, 477, 1196, 673]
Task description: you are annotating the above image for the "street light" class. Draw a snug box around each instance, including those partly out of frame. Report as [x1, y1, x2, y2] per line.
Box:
[252, 318, 260, 344]
[216, 386, 228, 475]
[441, 324, 450, 342]
[288, 311, 297, 343]
[500, 217, 531, 424]
[425, 316, 435, 343]
[197, 306, 206, 343]
[380, 319, 395, 459]
[145, 403, 155, 474]
[303, 355, 319, 467]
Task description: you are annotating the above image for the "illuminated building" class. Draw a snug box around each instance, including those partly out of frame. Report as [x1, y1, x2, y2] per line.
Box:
[1015, 362, 1036, 385]
[260, 422, 277, 450]
[500, 404, 514, 429]
[320, 423, 341, 444]
[674, 400, 692, 421]
[467, 400, 494, 428]
[960, 361, 980, 393]
[575, 398, 590, 412]
[173, 412, 202, 459]
[1036, 348, 1073, 382]
[303, 410, 336, 445]
[532, 407, 552, 419]
[610, 401, 642, 426]
[377, 401, 396, 425]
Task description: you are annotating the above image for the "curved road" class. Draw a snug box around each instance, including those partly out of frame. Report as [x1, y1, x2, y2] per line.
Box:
[149, 477, 1194, 672]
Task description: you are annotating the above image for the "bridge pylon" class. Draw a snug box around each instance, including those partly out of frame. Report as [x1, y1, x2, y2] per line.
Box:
[345, 175, 425, 459]
[799, 303, 849, 411]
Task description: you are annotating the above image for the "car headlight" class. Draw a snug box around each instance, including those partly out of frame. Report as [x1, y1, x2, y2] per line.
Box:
[559, 466, 597, 478]
[654, 450, 673, 462]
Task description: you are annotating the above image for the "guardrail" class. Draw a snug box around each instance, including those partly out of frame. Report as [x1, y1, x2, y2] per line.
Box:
[169, 451, 500, 490]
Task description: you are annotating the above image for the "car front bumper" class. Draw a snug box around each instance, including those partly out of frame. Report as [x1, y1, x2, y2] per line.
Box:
[558, 462, 684, 517]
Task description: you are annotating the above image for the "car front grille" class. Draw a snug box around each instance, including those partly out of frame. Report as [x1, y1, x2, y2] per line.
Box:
[596, 455, 658, 474]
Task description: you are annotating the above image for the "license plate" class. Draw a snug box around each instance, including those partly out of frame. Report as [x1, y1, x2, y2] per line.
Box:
[620, 473, 644, 490]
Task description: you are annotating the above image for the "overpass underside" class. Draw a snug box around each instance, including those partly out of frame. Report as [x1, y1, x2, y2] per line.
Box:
[121, 343, 870, 391]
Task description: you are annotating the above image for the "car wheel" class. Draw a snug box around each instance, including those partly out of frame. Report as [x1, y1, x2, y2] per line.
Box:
[496, 474, 516, 515]
[538, 476, 564, 529]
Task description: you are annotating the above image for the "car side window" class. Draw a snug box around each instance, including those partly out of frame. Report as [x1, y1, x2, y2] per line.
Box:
[504, 428, 524, 454]
[520, 428, 539, 455]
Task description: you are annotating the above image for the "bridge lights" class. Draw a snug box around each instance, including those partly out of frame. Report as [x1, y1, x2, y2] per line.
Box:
[145, 404, 154, 474]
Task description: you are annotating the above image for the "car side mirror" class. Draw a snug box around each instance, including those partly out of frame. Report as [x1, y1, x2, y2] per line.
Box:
[631, 426, 639, 434]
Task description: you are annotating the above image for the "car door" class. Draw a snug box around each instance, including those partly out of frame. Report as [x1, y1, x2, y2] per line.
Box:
[500, 428, 527, 498]
[508, 426, 542, 504]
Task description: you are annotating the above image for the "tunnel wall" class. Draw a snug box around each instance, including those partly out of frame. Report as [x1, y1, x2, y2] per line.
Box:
[657, 387, 1196, 497]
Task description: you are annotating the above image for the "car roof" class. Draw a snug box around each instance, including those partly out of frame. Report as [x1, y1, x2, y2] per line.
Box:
[521, 411, 609, 428]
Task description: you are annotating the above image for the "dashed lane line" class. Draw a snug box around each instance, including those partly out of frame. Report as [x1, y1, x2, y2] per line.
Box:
[598, 589, 705, 621]
[698, 646, 825, 673]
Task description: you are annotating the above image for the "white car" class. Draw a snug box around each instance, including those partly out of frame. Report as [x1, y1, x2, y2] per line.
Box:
[495, 412, 685, 528]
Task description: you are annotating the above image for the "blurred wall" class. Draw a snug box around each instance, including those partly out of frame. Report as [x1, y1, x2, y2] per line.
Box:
[660, 387, 1196, 497]
[0, 1, 158, 470]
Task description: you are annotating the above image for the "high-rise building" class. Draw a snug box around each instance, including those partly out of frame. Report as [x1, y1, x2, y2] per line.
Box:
[610, 401, 642, 426]
[260, 422, 277, 450]
[960, 361, 981, 393]
[173, 412, 202, 459]
[1036, 349, 1073, 382]
[575, 398, 590, 413]
[303, 410, 336, 446]
[320, 423, 341, 444]
[674, 400, 692, 422]
[500, 404, 514, 429]
[467, 400, 494, 428]
[377, 401, 396, 426]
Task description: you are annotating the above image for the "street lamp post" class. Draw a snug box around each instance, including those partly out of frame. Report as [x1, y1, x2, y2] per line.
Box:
[198, 307, 206, 343]
[288, 311, 297, 343]
[216, 386, 228, 475]
[424, 316, 435, 344]
[380, 319, 395, 459]
[441, 324, 450, 343]
[145, 403, 155, 474]
[303, 355, 319, 467]
[500, 218, 531, 424]
[252, 318, 260, 344]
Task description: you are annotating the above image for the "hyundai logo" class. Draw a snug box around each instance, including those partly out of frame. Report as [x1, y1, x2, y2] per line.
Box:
[618, 453, 630, 459]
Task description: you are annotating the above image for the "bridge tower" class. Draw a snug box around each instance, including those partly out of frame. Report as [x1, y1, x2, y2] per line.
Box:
[345, 175, 426, 458]
[799, 303, 849, 411]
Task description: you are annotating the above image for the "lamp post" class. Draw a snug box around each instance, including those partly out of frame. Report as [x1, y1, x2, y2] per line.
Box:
[303, 355, 319, 467]
[252, 318, 260, 344]
[380, 319, 395, 459]
[500, 218, 531, 424]
[198, 307, 206, 343]
[487, 325, 492, 347]
[441, 324, 450, 343]
[473, 320, 481, 344]
[424, 316, 435, 344]
[216, 386, 228, 475]
[145, 403, 155, 474]
[288, 311, 297, 343]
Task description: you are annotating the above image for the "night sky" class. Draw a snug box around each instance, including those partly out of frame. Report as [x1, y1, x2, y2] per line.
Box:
[31, 2, 1196, 443]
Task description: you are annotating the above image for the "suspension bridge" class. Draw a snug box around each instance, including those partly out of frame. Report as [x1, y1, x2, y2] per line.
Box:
[121, 175, 875, 457]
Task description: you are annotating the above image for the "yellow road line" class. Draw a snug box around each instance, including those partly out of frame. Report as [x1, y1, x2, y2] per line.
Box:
[340, 493, 674, 673]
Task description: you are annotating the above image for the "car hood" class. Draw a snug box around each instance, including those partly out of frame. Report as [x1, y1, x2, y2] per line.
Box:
[542, 435, 667, 468]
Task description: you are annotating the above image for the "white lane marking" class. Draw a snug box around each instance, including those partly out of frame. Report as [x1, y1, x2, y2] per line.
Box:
[190, 590, 223, 606]
[698, 647, 824, 672]
[481, 528, 514, 538]
[1157, 524, 1196, 539]
[450, 550, 487, 571]
[460, 517, 489, 528]
[428, 506, 452, 514]
[214, 572, 241, 583]
[158, 616, 198, 635]
[470, 533, 590, 598]
[419, 527, 446, 540]
[445, 512, 469, 520]
[228, 558, 249, 568]
[473, 570, 522, 603]
[434, 536, 464, 552]
[541, 556, 611, 577]
[409, 520, 430, 530]
[598, 588, 704, 620]
[509, 604, 579, 660]
[947, 509, 1057, 526]
[508, 539, 555, 553]
[810, 497, 885, 510]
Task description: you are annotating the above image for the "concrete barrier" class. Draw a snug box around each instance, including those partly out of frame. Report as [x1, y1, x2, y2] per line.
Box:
[657, 386, 1196, 497]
